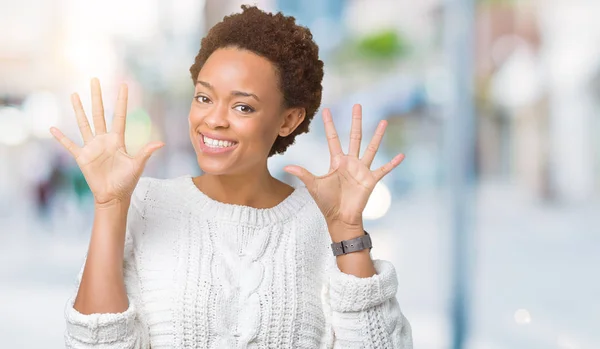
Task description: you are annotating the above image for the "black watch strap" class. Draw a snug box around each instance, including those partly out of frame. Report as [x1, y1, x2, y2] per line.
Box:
[331, 231, 372, 256]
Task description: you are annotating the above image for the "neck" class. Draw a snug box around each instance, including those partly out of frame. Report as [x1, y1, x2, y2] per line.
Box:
[193, 165, 292, 209]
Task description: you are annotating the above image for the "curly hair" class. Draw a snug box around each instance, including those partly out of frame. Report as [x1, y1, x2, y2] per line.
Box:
[189, 5, 324, 157]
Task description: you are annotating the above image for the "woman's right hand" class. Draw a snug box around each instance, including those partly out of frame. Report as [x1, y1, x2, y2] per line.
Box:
[50, 78, 164, 207]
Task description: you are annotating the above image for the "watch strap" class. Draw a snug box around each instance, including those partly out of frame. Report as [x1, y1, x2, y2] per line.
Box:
[331, 231, 372, 256]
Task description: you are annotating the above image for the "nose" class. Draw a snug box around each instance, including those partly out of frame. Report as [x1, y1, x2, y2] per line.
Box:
[203, 105, 229, 129]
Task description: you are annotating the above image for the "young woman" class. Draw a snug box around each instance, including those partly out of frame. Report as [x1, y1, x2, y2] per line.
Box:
[52, 5, 413, 349]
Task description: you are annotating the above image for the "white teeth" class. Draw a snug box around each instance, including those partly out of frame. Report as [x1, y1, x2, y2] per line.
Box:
[202, 134, 236, 148]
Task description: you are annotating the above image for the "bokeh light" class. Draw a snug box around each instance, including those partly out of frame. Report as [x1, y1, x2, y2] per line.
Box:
[0, 107, 29, 146]
[364, 181, 392, 220]
[22, 92, 61, 139]
[124, 108, 154, 155]
[514, 309, 532, 325]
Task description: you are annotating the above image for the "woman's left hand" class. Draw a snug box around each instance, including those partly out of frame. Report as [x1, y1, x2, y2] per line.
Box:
[284, 104, 405, 242]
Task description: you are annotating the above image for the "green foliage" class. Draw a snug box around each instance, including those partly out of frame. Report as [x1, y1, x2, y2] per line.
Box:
[356, 29, 407, 60]
[329, 29, 409, 70]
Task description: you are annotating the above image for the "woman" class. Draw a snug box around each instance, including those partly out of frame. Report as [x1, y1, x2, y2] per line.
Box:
[51, 5, 413, 349]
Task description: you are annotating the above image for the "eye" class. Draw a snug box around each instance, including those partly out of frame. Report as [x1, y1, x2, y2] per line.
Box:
[233, 104, 255, 114]
[195, 95, 211, 104]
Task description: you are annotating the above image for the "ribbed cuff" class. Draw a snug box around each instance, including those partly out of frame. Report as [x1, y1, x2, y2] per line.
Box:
[328, 259, 398, 313]
[64, 297, 137, 344]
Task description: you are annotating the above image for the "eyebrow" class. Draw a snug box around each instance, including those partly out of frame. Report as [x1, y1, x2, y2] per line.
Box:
[196, 80, 260, 102]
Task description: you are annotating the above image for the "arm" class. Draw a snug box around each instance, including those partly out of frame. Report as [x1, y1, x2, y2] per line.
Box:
[51, 79, 160, 348]
[64, 180, 151, 348]
[74, 200, 130, 315]
[321, 255, 413, 349]
[283, 104, 411, 348]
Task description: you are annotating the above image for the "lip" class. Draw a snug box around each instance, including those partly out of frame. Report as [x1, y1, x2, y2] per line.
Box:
[199, 131, 238, 143]
[197, 133, 238, 155]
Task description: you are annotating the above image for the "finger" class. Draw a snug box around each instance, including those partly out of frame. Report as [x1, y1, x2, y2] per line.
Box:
[361, 119, 387, 168]
[373, 153, 405, 182]
[112, 84, 128, 137]
[283, 165, 317, 192]
[49, 127, 81, 158]
[91, 78, 107, 134]
[322, 108, 343, 162]
[134, 141, 165, 169]
[71, 93, 93, 143]
[348, 104, 362, 158]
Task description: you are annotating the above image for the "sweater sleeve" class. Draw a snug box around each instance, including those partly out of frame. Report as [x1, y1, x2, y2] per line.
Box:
[320, 256, 413, 349]
[64, 179, 152, 349]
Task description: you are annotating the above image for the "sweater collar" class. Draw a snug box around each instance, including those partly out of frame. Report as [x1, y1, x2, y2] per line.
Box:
[182, 175, 311, 227]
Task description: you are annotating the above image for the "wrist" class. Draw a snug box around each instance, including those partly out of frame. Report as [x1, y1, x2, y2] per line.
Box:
[327, 220, 364, 243]
[94, 198, 131, 212]
[336, 249, 375, 278]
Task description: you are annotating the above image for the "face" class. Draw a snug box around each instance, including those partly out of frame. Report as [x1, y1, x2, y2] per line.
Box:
[189, 47, 302, 176]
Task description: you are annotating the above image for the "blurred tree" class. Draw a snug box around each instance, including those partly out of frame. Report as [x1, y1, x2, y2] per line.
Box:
[334, 29, 409, 64]
[356, 30, 407, 60]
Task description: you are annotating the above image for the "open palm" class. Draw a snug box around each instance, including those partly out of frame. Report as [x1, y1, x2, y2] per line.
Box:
[50, 78, 164, 206]
[284, 104, 404, 228]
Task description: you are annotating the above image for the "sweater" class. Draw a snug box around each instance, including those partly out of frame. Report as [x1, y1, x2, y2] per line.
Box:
[64, 175, 413, 349]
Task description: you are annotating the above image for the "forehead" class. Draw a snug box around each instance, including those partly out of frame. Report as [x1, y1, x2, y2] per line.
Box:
[198, 47, 279, 93]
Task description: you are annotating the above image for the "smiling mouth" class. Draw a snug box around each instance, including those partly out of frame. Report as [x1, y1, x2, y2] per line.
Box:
[200, 133, 238, 149]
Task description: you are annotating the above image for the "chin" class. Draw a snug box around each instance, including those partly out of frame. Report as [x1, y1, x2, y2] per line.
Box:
[196, 157, 234, 176]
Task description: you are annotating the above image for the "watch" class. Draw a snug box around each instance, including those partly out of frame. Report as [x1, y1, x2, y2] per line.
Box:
[330, 231, 372, 256]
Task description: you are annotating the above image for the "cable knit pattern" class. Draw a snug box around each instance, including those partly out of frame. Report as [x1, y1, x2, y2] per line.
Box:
[328, 259, 398, 312]
[64, 175, 413, 348]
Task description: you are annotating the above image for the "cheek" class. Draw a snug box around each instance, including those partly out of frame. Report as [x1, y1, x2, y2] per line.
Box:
[188, 104, 202, 125]
[187, 106, 202, 145]
[254, 122, 280, 151]
[232, 120, 274, 150]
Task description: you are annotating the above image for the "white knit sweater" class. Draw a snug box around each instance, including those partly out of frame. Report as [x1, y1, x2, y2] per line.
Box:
[64, 175, 413, 349]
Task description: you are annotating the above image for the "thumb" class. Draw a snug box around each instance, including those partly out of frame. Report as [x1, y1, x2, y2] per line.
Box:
[283, 165, 315, 190]
[135, 141, 165, 167]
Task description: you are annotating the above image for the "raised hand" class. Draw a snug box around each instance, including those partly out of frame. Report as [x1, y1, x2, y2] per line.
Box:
[284, 104, 404, 241]
[50, 78, 164, 207]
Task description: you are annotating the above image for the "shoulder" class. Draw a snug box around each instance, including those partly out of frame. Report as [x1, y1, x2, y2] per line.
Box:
[134, 175, 190, 199]
[290, 189, 336, 274]
[292, 188, 332, 248]
[130, 175, 193, 213]
[124, 177, 190, 268]
[293, 187, 326, 227]
[125, 175, 193, 245]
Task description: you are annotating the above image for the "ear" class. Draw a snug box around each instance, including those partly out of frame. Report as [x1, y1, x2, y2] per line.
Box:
[278, 107, 306, 137]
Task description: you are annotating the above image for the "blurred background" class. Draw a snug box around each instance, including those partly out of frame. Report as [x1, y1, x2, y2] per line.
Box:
[1, 0, 599, 348]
